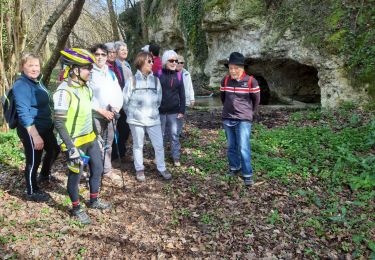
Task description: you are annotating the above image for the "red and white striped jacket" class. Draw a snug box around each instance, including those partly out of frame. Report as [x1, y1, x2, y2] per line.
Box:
[220, 72, 260, 122]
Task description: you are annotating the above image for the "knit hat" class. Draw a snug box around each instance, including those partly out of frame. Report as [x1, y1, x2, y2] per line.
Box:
[162, 50, 178, 66]
[224, 52, 245, 67]
[141, 45, 149, 52]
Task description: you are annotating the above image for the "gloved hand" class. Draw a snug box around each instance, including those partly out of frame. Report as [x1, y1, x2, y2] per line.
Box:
[68, 147, 82, 165]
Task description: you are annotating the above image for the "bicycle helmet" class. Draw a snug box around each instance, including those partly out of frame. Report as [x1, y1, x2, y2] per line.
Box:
[60, 48, 96, 79]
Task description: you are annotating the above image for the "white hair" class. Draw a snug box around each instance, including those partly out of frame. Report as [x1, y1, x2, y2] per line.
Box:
[162, 50, 178, 66]
[115, 41, 127, 51]
[105, 42, 116, 51]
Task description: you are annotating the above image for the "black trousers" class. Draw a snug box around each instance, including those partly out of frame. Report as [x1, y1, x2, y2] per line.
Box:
[66, 140, 103, 204]
[17, 126, 59, 195]
[111, 110, 130, 160]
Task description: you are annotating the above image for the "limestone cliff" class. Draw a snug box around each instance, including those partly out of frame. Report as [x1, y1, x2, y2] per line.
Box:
[120, 0, 374, 108]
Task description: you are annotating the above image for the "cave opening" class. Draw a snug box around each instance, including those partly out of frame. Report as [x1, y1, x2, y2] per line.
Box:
[245, 58, 321, 105]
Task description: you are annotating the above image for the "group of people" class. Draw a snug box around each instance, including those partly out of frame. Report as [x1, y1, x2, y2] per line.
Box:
[11, 39, 260, 224]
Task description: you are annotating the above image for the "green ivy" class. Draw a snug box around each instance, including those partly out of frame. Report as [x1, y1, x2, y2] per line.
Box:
[270, 0, 375, 99]
[178, 0, 208, 68]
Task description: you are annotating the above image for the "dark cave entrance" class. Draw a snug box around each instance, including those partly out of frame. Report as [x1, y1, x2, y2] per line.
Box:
[245, 58, 321, 105]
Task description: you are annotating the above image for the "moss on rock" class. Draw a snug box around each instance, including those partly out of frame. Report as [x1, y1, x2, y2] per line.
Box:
[269, 0, 375, 99]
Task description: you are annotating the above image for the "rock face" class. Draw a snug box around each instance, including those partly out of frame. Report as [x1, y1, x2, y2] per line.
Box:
[143, 0, 371, 108]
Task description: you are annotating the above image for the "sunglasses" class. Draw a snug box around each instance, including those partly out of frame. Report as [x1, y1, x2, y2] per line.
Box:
[178, 62, 184, 65]
[147, 59, 154, 64]
[168, 59, 178, 64]
[94, 53, 107, 57]
[81, 65, 93, 71]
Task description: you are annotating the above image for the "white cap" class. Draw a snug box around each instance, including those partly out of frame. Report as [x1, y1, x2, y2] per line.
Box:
[141, 45, 149, 52]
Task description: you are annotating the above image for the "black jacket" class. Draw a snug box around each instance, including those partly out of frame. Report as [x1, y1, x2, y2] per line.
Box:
[157, 69, 185, 114]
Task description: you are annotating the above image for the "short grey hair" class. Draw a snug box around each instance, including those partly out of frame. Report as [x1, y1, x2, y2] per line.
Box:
[115, 41, 128, 52]
[104, 42, 116, 51]
[162, 50, 178, 66]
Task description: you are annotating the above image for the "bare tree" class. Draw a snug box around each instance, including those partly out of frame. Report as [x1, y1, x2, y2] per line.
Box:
[107, 0, 120, 40]
[32, 0, 72, 53]
[42, 0, 86, 86]
[140, 0, 148, 42]
[0, 0, 26, 130]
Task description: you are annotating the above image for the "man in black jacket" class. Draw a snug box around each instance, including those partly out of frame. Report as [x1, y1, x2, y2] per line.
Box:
[220, 52, 260, 186]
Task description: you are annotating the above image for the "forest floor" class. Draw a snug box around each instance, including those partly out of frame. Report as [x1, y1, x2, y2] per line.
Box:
[0, 107, 374, 259]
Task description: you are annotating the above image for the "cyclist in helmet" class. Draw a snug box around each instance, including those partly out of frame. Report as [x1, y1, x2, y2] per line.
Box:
[53, 48, 111, 225]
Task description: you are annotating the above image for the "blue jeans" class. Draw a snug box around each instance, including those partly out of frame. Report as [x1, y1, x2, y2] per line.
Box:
[223, 120, 253, 178]
[160, 113, 180, 160]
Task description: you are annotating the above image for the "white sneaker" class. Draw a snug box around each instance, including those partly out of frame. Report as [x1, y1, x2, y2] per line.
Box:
[136, 171, 145, 182]
[174, 160, 181, 167]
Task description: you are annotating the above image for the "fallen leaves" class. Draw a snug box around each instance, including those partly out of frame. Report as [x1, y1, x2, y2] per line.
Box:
[0, 110, 374, 258]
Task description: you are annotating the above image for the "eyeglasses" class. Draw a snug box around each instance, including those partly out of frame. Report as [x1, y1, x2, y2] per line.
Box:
[94, 53, 107, 57]
[168, 59, 178, 64]
[147, 59, 154, 64]
[81, 65, 93, 71]
[178, 62, 184, 65]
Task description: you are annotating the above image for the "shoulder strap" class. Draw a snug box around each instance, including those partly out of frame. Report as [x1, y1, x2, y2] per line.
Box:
[86, 85, 93, 100]
[247, 75, 253, 89]
[224, 75, 230, 87]
[177, 71, 182, 82]
[154, 75, 158, 90]
[156, 69, 162, 78]
[108, 69, 116, 81]
[132, 76, 136, 89]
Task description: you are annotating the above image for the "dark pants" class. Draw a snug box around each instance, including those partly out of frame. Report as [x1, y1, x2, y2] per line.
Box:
[66, 140, 103, 204]
[17, 126, 59, 195]
[111, 110, 130, 160]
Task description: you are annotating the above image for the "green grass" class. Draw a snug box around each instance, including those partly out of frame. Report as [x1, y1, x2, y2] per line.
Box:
[0, 130, 24, 167]
[182, 108, 374, 256]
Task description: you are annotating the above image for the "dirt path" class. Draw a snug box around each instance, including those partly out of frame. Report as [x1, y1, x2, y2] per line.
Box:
[0, 109, 370, 259]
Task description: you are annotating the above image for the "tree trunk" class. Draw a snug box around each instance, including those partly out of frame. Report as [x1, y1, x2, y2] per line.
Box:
[1, 0, 25, 130]
[107, 0, 120, 41]
[140, 0, 148, 42]
[42, 0, 85, 86]
[5, 0, 25, 86]
[33, 0, 72, 53]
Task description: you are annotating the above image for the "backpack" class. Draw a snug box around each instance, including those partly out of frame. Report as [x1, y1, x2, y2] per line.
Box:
[155, 69, 182, 85]
[223, 74, 253, 89]
[1, 87, 18, 129]
[130, 75, 158, 93]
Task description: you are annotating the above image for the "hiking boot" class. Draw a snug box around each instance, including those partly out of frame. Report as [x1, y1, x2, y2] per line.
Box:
[173, 160, 181, 167]
[88, 199, 112, 210]
[159, 169, 172, 180]
[226, 168, 241, 177]
[72, 208, 91, 225]
[244, 177, 254, 187]
[136, 170, 145, 182]
[37, 174, 54, 183]
[26, 190, 50, 202]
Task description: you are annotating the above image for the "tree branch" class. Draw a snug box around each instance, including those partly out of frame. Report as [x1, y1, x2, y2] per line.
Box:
[42, 0, 85, 86]
[32, 0, 72, 53]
